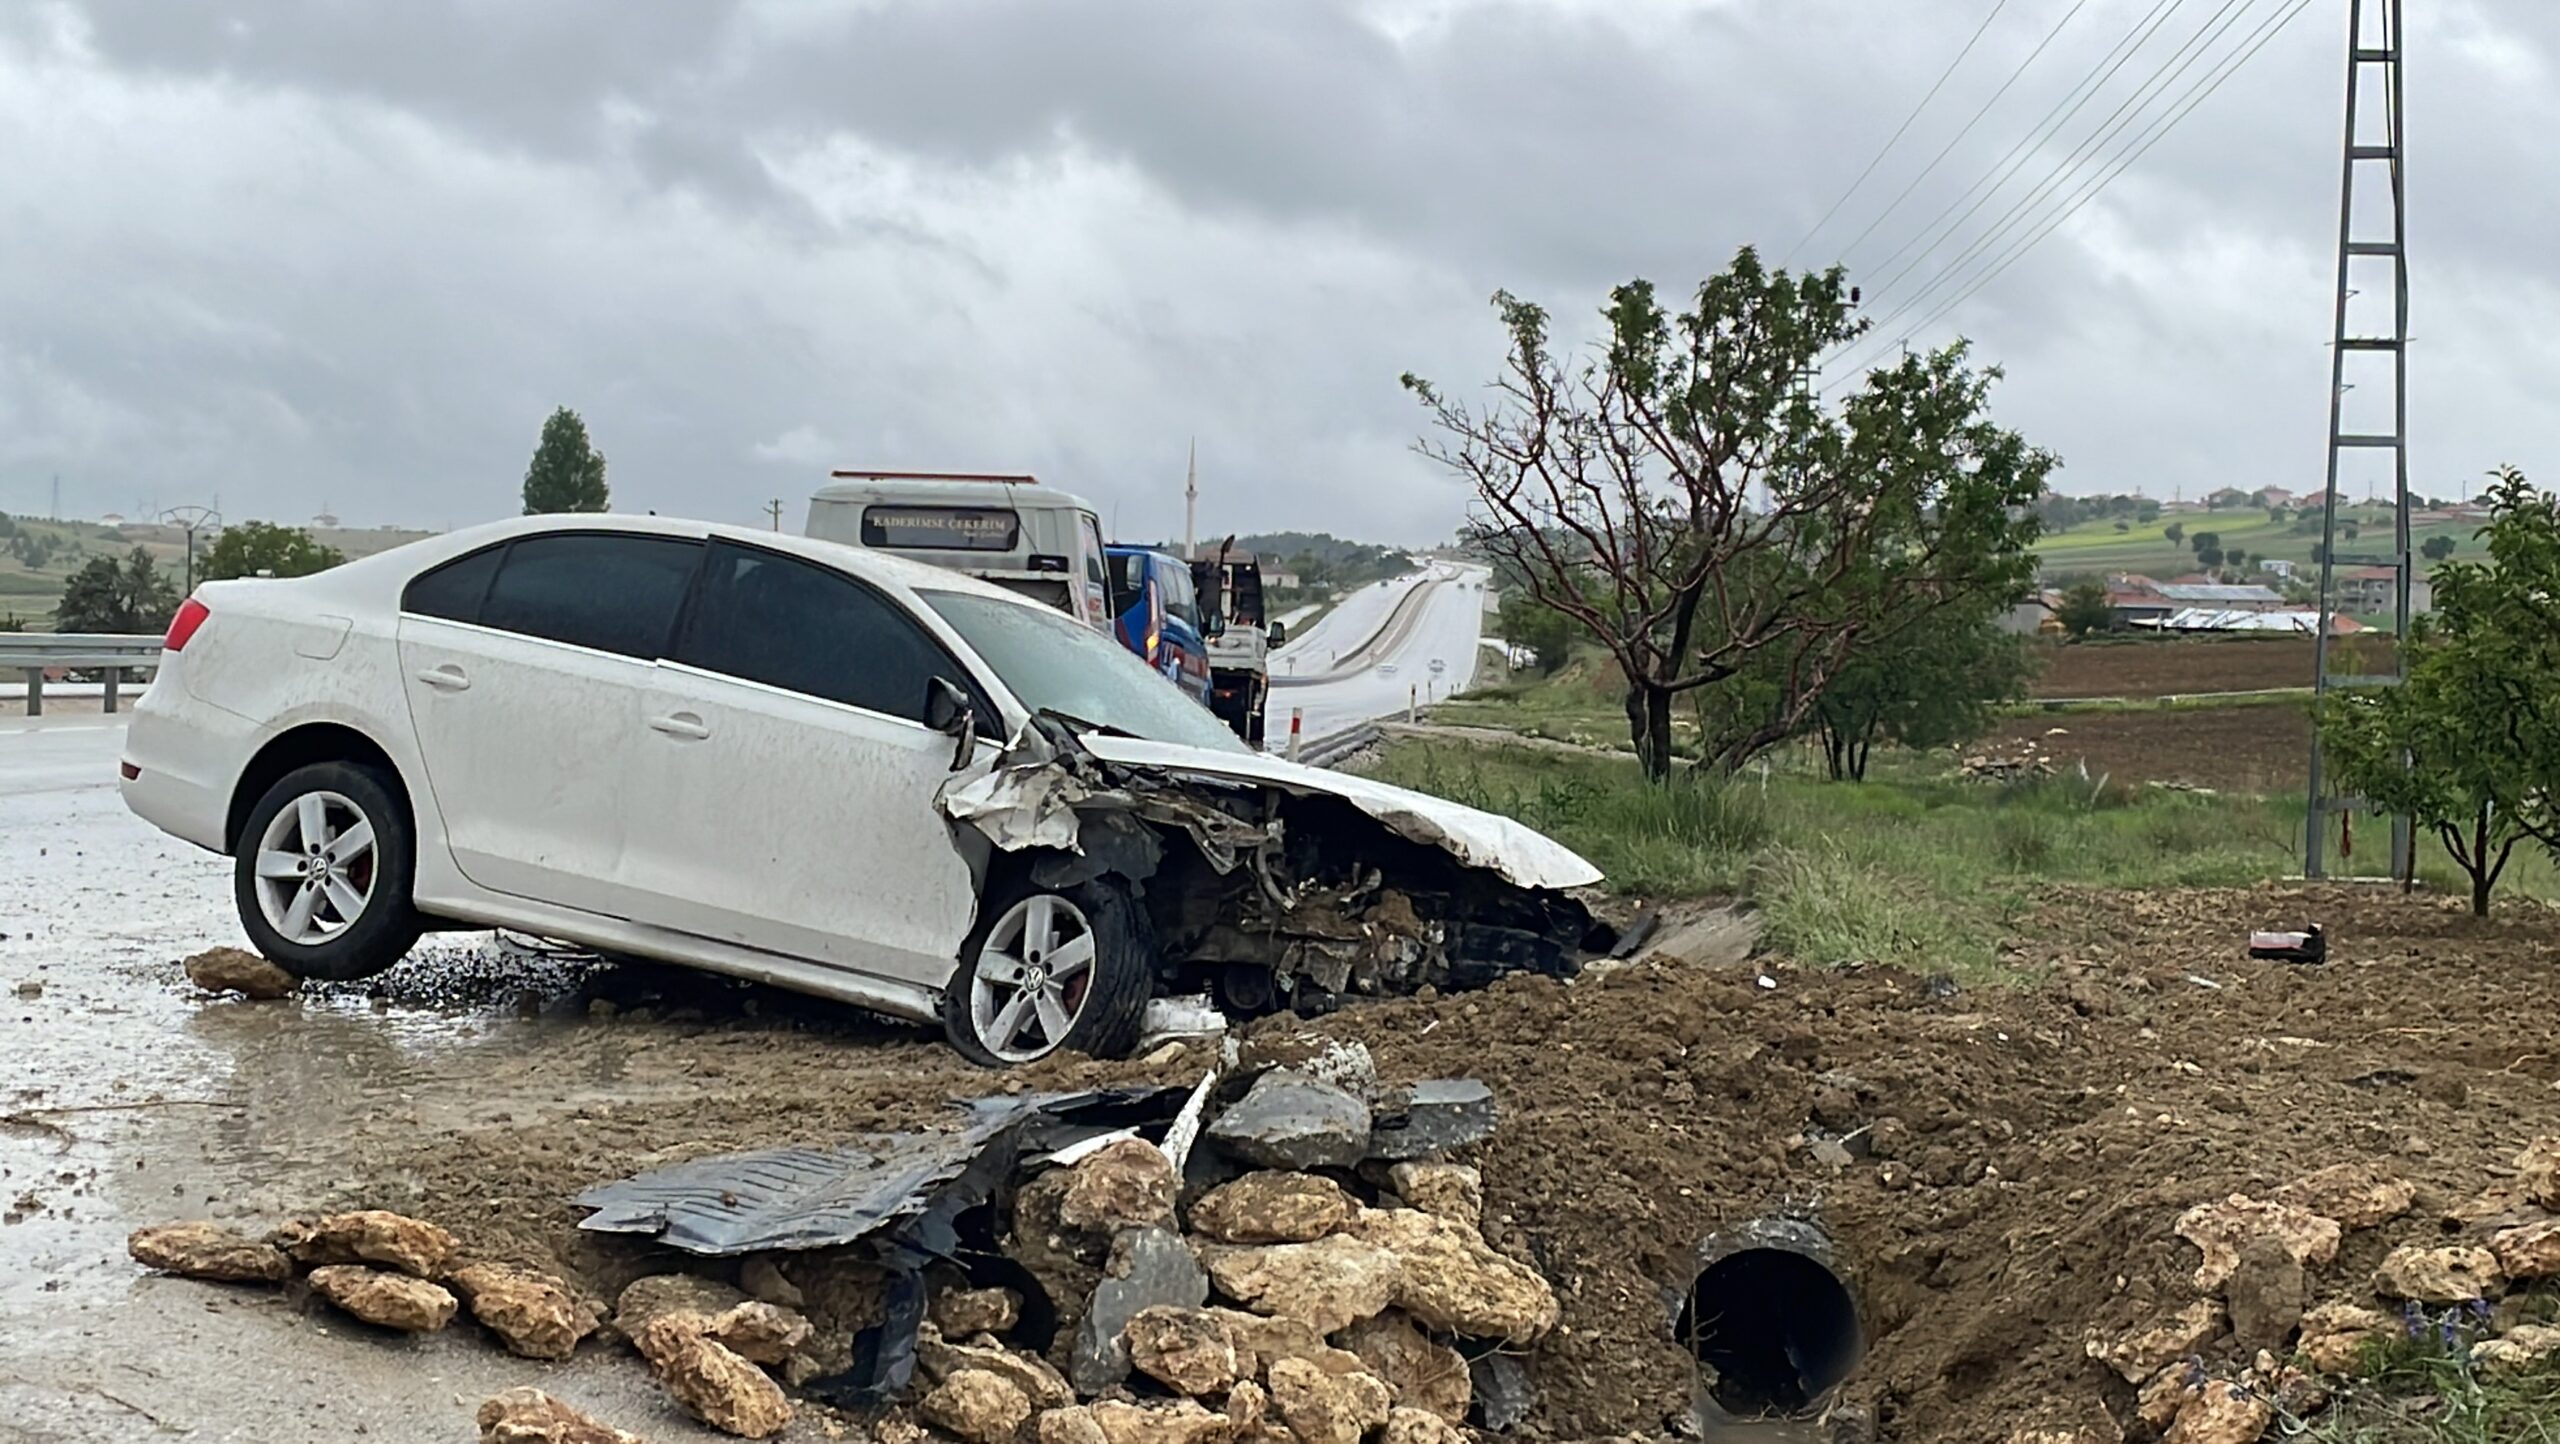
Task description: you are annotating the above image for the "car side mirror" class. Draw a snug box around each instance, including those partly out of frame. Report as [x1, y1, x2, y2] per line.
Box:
[926, 677, 978, 772]
[1267, 621, 1287, 647]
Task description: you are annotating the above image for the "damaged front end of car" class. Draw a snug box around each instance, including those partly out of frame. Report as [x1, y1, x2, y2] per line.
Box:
[939, 722, 1607, 1020]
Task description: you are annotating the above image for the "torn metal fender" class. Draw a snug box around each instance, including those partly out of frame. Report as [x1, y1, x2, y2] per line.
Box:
[1076, 735, 1604, 891]
[938, 732, 1269, 875]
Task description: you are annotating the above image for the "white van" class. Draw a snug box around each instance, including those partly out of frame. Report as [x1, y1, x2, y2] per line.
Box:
[805, 471, 1113, 633]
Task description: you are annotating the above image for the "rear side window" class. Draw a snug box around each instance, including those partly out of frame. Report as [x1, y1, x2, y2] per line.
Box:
[402, 545, 504, 623]
[673, 541, 971, 725]
[477, 534, 702, 659]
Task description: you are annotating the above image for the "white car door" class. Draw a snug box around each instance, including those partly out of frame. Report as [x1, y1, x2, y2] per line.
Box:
[619, 539, 990, 986]
[395, 530, 704, 919]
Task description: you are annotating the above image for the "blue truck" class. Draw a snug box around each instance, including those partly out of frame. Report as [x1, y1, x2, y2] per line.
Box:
[1104, 546, 1214, 708]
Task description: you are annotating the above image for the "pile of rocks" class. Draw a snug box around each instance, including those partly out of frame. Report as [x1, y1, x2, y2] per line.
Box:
[128, 1055, 1549, 1444]
[2070, 1137, 2560, 1444]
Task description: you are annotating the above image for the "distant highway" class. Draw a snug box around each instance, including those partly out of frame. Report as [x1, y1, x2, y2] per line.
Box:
[1268, 563, 1489, 749]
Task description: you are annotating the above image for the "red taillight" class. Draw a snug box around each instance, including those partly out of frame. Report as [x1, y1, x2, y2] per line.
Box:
[165, 597, 210, 651]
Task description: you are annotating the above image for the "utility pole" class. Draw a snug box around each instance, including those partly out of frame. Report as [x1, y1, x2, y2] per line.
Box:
[2306, 0, 2411, 882]
[159, 504, 222, 595]
[763, 498, 785, 531]
[49, 474, 60, 521]
[1183, 438, 1198, 561]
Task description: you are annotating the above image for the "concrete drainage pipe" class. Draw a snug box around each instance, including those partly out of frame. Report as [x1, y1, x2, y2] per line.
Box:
[1673, 1218, 1864, 1421]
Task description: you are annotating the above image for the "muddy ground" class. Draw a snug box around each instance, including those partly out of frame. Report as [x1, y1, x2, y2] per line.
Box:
[24, 877, 2556, 1442]
[2027, 636, 2396, 700]
[1988, 705, 2312, 794]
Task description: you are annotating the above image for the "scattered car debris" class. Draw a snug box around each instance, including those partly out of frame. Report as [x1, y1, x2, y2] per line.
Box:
[2247, 924, 2327, 964]
[1204, 1069, 1372, 1171]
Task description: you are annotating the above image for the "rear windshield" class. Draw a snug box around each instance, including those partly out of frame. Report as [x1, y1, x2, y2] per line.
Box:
[860, 505, 1019, 552]
[922, 590, 1247, 753]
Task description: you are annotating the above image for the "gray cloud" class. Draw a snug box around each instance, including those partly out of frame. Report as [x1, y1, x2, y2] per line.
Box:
[3, 0, 2556, 544]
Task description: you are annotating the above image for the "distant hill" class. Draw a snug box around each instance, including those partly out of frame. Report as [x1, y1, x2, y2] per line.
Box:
[1126, 532, 1413, 594]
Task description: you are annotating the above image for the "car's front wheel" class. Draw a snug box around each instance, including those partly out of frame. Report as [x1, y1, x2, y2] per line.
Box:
[943, 876, 1152, 1066]
[234, 761, 423, 982]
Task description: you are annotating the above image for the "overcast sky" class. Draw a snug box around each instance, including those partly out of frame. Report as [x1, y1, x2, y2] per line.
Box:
[2, 0, 2551, 544]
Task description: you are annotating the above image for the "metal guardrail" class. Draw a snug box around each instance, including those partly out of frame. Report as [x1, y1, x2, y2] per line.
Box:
[1295, 723, 1382, 769]
[0, 633, 164, 716]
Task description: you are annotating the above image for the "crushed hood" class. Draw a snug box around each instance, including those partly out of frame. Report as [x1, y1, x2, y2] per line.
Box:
[1063, 735, 1601, 891]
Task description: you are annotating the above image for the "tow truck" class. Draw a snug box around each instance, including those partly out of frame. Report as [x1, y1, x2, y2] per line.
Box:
[1191, 537, 1286, 746]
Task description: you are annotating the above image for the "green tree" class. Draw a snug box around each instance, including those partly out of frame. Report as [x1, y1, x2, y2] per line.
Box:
[1406, 247, 2050, 779]
[2189, 530, 2220, 557]
[2422, 534, 2457, 563]
[55, 547, 180, 633]
[522, 406, 610, 515]
[2056, 580, 2112, 637]
[2164, 521, 2185, 545]
[2222, 546, 2246, 573]
[2316, 466, 2560, 915]
[1496, 588, 1574, 675]
[2196, 545, 2224, 569]
[1810, 610, 2035, 780]
[199, 521, 346, 582]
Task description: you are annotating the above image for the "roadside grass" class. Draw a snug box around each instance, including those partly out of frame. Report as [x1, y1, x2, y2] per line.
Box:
[1366, 737, 2300, 982]
[2303, 1307, 2560, 1444]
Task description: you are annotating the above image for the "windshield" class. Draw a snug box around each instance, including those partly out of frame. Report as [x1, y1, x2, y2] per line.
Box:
[922, 590, 1252, 754]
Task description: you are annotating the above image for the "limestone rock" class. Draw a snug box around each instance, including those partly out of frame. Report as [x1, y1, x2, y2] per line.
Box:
[1207, 1070, 1372, 1171]
[1188, 1172, 1357, 1245]
[2374, 1245, 2504, 1303]
[476, 1388, 642, 1444]
[2272, 1162, 2415, 1230]
[739, 1256, 805, 1309]
[274, 1209, 459, 1278]
[922, 1368, 1035, 1444]
[1204, 1308, 1363, 1381]
[1385, 1164, 1482, 1231]
[1338, 1312, 1471, 1423]
[653, 1333, 793, 1439]
[1073, 1226, 1209, 1396]
[307, 1264, 457, 1332]
[1267, 1356, 1393, 1444]
[936, 1285, 1024, 1337]
[918, 1328, 1077, 1412]
[447, 1262, 599, 1361]
[2474, 1323, 2560, 1374]
[706, 1301, 812, 1366]
[1380, 1407, 1468, 1444]
[614, 1274, 751, 1344]
[2174, 1196, 2341, 1291]
[2492, 1219, 2560, 1281]
[2224, 1235, 2306, 1356]
[2164, 1381, 2271, 1444]
[2136, 1367, 2193, 1433]
[2298, 1303, 2395, 1374]
[1345, 1207, 1558, 1345]
[1039, 1408, 1113, 1444]
[2520, 1137, 2560, 1210]
[127, 1221, 290, 1284]
[1224, 1380, 1271, 1435]
[1087, 1399, 1236, 1444]
[183, 945, 298, 999]
[1125, 1305, 1240, 1397]
[634, 1312, 713, 1370]
[1203, 1234, 1400, 1336]
[1061, 1139, 1180, 1233]
[2086, 1300, 2227, 1385]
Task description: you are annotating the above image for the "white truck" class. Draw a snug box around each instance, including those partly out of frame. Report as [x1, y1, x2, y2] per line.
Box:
[805, 471, 1114, 634]
[1191, 538, 1285, 746]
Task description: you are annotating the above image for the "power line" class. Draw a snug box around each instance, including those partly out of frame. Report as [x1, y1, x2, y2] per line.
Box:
[1828, 0, 2098, 269]
[1842, 0, 2263, 355]
[1779, 0, 2013, 268]
[1827, 0, 2318, 392]
[1859, 0, 2191, 290]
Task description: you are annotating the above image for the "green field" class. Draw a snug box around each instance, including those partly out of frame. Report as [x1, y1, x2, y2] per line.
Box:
[2035, 503, 2478, 580]
[0, 514, 437, 630]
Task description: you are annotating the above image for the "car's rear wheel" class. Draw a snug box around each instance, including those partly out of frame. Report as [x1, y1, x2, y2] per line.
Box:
[234, 761, 423, 982]
[943, 876, 1151, 1066]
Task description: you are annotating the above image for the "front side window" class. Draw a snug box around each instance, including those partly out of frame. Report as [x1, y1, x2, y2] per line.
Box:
[674, 541, 971, 725]
[923, 590, 1248, 753]
[475, 534, 702, 658]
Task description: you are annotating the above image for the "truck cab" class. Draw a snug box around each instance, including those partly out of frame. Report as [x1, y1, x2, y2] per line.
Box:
[1190, 543, 1286, 746]
[804, 471, 1113, 633]
[1104, 546, 1214, 707]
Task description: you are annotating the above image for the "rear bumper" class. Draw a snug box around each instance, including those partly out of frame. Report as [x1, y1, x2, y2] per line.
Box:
[117, 669, 257, 854]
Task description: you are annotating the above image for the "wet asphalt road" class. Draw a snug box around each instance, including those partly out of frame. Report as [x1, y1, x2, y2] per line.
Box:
[0, 716, 746, 1443]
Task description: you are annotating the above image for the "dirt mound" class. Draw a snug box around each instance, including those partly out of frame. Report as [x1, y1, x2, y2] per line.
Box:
[226, 883, 2560, 1441]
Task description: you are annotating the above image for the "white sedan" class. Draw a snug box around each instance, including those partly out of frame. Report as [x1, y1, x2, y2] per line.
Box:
[119, 515, 1602, 1064]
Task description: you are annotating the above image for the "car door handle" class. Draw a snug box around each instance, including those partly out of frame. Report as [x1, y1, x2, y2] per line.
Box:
[649, 712, 712, 740]
[414, 665, 471, 692]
